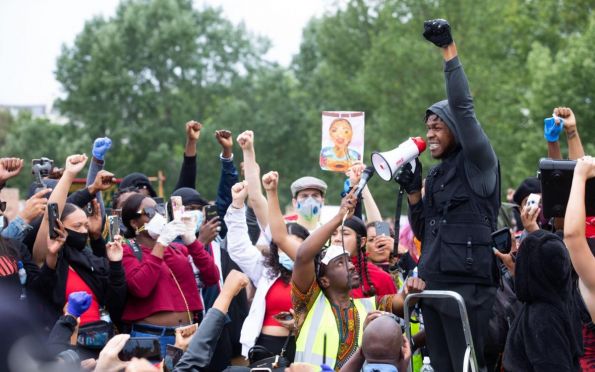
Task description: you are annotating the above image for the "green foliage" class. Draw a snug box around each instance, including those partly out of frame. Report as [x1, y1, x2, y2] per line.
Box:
[2, 112, 89, 191]
[54, 0, 268, 198]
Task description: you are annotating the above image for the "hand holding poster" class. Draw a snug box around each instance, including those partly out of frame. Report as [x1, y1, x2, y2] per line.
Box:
[320, 111, 364, 172]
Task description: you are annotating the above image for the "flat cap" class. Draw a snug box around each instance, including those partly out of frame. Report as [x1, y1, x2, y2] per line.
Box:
[290, 176, 327, 197]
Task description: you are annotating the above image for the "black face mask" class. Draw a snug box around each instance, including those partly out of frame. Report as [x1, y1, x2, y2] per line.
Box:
[65, 229, 89, 251]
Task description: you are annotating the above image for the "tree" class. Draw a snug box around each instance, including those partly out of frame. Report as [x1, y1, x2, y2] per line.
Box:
[55, 0, 268, 196]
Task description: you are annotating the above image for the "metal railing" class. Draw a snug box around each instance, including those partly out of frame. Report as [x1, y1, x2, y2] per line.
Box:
[403, 290, 478, 372]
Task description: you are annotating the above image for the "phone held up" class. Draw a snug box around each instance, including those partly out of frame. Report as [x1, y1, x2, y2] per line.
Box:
[48, 202, 60, 239]
[118, 337, 161, 362]
[204, 204, 218, 222]
[491, 227, 512, 255]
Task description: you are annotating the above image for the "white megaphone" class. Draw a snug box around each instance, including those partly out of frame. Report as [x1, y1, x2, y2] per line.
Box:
[371, 137, 427, 181]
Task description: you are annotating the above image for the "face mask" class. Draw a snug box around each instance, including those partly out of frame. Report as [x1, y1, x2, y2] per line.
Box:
[144, 213, 167, 239]
[296, 197, 323, 221]
[187, 210, 203, 233]
[278, 251, 294, 271]
[65, 229, 89, 251]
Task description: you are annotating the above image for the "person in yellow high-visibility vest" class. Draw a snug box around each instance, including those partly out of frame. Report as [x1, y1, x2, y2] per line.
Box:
[291, 190, 426, 371]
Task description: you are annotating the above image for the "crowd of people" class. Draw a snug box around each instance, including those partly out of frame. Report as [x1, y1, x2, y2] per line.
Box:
[0, 19, 594, 372]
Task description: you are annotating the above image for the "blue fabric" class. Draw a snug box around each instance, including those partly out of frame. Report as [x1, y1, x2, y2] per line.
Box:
[216, 155, 239, 239]
[130, 324, 175, 359]
[1, 216, 32, 242]
[544, 117, 564, 142]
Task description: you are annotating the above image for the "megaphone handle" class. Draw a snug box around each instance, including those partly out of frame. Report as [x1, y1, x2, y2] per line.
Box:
[393, 185, 405, 259]
[409, 159, 417, 174]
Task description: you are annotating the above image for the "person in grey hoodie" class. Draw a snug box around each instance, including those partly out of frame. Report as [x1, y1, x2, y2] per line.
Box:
[396, 19, 500, 371]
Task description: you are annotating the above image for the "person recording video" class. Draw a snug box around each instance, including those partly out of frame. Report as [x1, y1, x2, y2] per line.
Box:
[396, 19, 500, 371]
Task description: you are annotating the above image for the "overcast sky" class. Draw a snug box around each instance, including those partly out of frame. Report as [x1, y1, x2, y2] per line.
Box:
[0, 0, 330, 106]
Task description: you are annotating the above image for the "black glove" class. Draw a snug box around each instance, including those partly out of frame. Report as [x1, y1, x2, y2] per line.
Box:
[423, 19, 453, 48]
[395, 158, 422, 194]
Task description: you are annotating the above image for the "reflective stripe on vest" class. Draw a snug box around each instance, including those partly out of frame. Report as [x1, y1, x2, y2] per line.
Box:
[295, 291, 375, 369]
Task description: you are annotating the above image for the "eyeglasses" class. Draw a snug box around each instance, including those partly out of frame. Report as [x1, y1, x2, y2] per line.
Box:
[137, 205, 165, 219]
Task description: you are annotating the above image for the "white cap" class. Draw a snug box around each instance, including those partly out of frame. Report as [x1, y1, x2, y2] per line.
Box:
[321, 245, 347, 265]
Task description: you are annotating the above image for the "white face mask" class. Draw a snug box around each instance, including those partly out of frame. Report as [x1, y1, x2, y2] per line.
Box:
[145, 213, 167, 239]
[296, 197, 323, 221]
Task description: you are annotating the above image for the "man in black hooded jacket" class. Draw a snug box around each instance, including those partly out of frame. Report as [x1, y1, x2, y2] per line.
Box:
[397, 20, 500, 371]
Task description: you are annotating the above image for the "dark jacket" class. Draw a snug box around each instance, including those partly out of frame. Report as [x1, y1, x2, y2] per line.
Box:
[174, 307, 230, 372]
[37, 238, 127, 327]
[503, 230, 582, 371]
[408, 56, 500, 286]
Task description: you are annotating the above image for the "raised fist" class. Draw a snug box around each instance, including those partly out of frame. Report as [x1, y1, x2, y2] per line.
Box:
[262, 171, 279, 192]
[236, 130, 254, 151]
[423, 19, 453, 48]
[215, 130, 233, 150]
[186, 121, 203, 142]
[64, 154, 88, 176]
[92, 137, 112, 161]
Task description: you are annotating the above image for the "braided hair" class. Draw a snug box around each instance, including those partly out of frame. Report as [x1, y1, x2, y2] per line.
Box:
[357, 234, 376, 296]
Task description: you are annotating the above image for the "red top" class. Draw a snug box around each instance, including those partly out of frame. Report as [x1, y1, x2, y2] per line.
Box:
[350, 255, 397, 298]
[65, 266, 101, 325]
[121, 240, 220, 322]
[262, 277, 292, 327]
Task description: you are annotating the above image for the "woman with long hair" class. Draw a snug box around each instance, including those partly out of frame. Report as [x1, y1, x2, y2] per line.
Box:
[32, 155, 126, 358]
[225, 176, 309, 363]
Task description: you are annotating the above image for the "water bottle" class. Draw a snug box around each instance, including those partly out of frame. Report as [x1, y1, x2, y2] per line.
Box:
[420, 356, 434, 372]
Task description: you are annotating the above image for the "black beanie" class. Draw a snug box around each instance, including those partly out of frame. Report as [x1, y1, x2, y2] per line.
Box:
[513, 177, 541, 206]
[119, 172, 157, 197]
[171, 187, 209, 207]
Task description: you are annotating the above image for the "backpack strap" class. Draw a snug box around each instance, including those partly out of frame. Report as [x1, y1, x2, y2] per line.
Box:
[126, 239, 143, 261]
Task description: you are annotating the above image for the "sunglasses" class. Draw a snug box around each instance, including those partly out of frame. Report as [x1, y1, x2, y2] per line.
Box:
[137, 205, 165, 219]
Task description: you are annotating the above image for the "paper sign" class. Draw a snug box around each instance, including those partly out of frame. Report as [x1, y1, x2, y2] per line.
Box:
[320, 111, 364, 172]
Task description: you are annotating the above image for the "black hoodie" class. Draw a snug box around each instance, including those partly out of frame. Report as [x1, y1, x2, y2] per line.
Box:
[503, 230, 582, 371]
[408, 56, 500, 285]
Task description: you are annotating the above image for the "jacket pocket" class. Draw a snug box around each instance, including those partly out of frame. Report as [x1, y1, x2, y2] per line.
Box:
[439, 223, 492, 278]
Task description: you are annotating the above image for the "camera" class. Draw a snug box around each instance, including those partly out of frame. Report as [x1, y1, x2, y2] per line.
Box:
[31, 157, 54, 177]
[31, 157, 54, 191]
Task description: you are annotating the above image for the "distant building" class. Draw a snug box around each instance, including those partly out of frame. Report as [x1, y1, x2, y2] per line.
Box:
[0, 104, 46, 118]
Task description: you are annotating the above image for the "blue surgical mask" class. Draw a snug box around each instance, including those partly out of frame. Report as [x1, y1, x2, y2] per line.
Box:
[186, 210, 204, 233]
[278, 251, 294, 271]
[296, 197, 323, 221]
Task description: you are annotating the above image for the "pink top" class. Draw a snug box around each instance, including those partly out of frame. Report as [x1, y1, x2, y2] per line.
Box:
[121, 240, 219, 322]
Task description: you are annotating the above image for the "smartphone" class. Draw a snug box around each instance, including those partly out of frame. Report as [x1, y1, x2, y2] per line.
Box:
[164, 344, 184, 372]
[118, 337, 161, 362]
[170, 196, 184, 221]
[48, 203, 60, 239]
[526, 193, 541, 211]
[375, 221, 391, 237]
[204, 204, 218, 222]
[491, 227, 512, 254]
[107, 215, 120, 242]
[273, 311, 293, 321]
